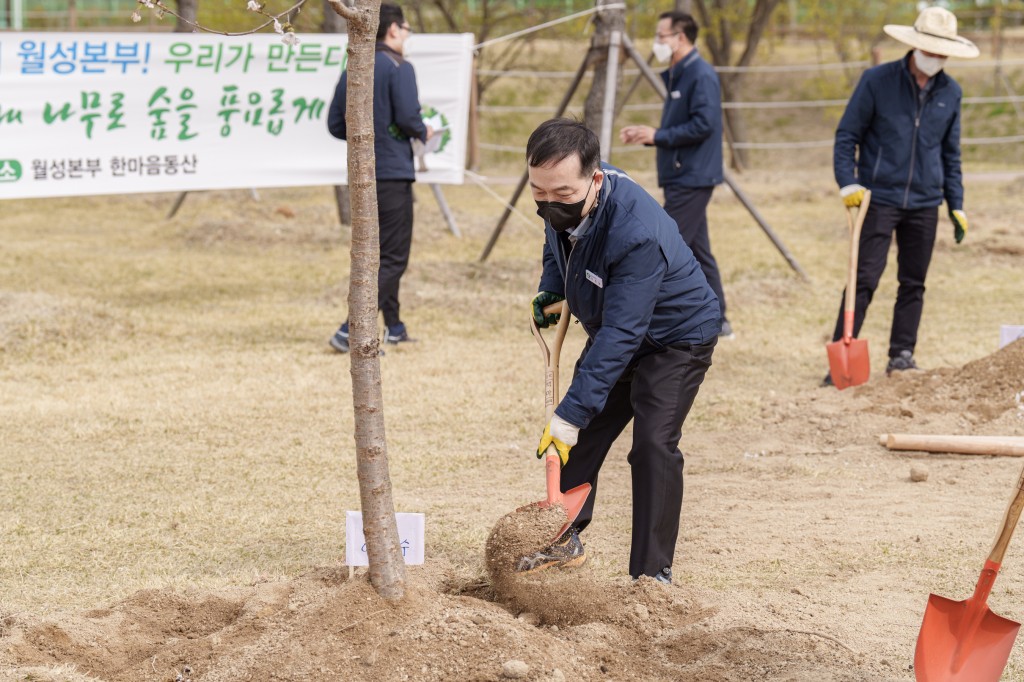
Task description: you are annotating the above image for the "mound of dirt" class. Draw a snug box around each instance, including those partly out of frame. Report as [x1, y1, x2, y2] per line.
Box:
[856, 339, 1024, 423]
[1, 565, 869, 681]
[484, 505, 631, 626]
[0, 291, 133, 355]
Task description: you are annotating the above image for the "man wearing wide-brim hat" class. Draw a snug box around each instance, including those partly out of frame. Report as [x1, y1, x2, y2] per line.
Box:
[824, 7, 979, 386]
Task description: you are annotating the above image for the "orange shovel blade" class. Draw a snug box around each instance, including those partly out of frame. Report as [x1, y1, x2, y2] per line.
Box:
[826, 337, 870, 390]
[915, 593, 1020, 682]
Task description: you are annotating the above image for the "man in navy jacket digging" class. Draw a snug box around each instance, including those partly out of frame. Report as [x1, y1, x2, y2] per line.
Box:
[521, 118, 720, 583]
[825, 7, 978, 384]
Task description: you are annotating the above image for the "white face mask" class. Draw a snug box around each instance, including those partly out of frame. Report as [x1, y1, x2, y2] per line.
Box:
[914, 49, 947, 77]
[652, 41, 674, 64]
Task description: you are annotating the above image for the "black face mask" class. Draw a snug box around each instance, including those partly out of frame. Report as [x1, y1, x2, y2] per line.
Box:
[535, 177, 595, 232]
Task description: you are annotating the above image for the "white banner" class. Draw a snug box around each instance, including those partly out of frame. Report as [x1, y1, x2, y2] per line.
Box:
[0, 32, 474, 199]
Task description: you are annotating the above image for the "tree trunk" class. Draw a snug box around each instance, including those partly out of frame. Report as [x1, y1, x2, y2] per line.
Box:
[174, 0, 198, 32]
[583, 1, 625, 137]
[325, 0, 351, 225]
[330, 0, 406, 601]
[692, 0, 783, 170]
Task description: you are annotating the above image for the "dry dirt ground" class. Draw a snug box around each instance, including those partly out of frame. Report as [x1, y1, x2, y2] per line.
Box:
[2, 166, 1024, 681]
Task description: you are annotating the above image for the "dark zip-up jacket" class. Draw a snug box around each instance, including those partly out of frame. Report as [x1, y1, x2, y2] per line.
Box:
[834, 52, 963, 210]
[538, 164, 721, 429]
[653, 50, 723, 188]
[327, 43, 427, 182]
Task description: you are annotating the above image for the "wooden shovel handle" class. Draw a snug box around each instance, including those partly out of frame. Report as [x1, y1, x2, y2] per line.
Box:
[843, 191, 872, 327]
[988, 462, 1024, 565]
[530, 300, 570, 421]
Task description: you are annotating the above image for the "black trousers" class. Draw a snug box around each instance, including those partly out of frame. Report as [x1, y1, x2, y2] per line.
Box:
[663, 185, 727, 318]
[376, 180, 414, 329]
[560, 337, 716, 579]
[830, 204, 938, 358]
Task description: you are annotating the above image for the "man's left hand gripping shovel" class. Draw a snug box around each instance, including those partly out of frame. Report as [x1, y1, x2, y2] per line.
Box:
[519, 301, 592, 542]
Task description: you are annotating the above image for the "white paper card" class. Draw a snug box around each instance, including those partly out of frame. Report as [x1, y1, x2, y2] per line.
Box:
[345, 511, 425, 566]
[1000, 325, 1024, 350]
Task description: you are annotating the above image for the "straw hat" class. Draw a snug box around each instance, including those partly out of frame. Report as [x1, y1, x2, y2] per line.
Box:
[883, 7, 980, 59]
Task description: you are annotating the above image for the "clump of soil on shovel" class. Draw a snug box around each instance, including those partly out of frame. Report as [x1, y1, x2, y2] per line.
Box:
[485, 504, 616, 625]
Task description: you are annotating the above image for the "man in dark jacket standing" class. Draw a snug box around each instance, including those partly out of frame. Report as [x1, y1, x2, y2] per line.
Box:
[522, 118, 720, 583]
[826, 7, 978, 383]
[619, 11, 730, 338]
[327, 2, 432, 352]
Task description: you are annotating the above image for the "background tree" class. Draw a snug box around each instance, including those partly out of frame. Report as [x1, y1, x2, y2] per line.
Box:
[175, 0, 198, 31]
[692, 0, 785, 168]
[327, 0, 407, 601]
[583, 0, 626, 137]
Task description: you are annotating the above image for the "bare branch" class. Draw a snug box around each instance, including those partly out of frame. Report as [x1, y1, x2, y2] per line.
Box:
[135, 0, 308, 37]
[327, 0, 358, 21]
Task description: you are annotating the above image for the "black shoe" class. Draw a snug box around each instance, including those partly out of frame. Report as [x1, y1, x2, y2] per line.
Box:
[516, 528, 586, 573]
[385, 323, 416, 346]
[886, 350, 918, 375]
[329, 322, 349, 353]
[719, 318, 735, 340]
[821, 372, 834, 387]
[631, 566, 673, 584]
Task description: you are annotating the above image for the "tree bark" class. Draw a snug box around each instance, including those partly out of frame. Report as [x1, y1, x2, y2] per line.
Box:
[174, 0, 198, 32]
[583, 1, 625, 137]
[328, 0, 406, 601]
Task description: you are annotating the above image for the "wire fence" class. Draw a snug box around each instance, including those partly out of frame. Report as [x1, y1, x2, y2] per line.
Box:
[474, 55, 1024, 162]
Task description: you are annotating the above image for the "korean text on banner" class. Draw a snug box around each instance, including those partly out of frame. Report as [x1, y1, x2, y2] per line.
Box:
[0, 32, 474, 200]
[345, 511, 425, 566]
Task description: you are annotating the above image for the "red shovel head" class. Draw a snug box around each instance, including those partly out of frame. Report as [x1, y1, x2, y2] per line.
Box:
[826, 336, 869, 390]
[915, 583, 1021, 681]
[516, 452, 592, 542]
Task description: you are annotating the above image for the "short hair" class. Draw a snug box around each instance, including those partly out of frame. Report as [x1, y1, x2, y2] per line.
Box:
[659, 11, 698, 44]
[526, 118, 600, 176]
[377, 3, 405, 41]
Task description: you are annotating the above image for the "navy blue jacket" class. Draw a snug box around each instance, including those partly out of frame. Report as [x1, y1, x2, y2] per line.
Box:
[538, 164, 721, 429]
[834, 52, 963, 210]
[653, 50, 723, 188]
[327, 44, 427, 182]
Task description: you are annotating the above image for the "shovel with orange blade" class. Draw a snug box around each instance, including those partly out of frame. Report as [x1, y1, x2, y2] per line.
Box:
[915, 460, 1024, 681]
[826, 190, 872, 390]
[520, 300, 591, 542]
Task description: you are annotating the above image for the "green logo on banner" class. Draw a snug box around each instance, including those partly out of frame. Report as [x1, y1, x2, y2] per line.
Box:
[0, 160, 22, 182]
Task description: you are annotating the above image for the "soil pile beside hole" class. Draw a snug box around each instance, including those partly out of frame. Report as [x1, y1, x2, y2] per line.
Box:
[858, 339, 1024, 422]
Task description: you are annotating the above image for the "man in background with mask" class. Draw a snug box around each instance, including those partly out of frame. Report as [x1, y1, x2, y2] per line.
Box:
[619, 11, 731, 339]
[327, 2, 433, 353]
[825, 7, 978, 385]
[523, 118, 720, 584]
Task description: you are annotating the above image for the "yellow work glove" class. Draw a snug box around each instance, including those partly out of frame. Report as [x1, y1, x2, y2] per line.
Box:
[531, 291, 564, 328]
[536, 414, 579, 467]
[840, 184, 866, 208]
[950, 209, 968, 244]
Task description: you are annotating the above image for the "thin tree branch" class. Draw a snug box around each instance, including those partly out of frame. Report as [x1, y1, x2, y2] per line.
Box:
[136, 0, 308, 36]
[328, 0, 359, 21]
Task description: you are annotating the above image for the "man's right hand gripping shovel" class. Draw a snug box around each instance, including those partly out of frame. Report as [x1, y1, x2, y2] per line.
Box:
[519, 300, 592, 543]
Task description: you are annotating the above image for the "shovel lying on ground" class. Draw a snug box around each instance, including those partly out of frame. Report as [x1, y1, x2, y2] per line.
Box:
[826, 190, 872, 390]
[914, 461, 1024, 681]
[519, 300, 591, 543]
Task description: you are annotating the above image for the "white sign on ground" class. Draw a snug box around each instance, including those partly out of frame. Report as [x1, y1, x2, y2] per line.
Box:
[345, 511, 425, 566]
[1000, 325, 1024, 349]
[0, 32, 474, 199]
